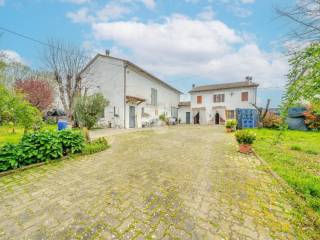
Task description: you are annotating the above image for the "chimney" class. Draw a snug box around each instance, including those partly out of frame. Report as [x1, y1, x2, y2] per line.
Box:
[105, 49, 110, 56]
[192, 84, 195, 89]
[245, 76, 253, 83]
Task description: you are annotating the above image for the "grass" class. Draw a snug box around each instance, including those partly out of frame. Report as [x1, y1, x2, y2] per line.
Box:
[252, 128, 320, 236]
[0, 124, 57, 146]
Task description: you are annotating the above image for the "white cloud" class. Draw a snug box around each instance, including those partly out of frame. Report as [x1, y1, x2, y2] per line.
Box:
[197, 6, 215, 20]
[0, 50, 24, 64]
[91, 15, 288, 88]
[230, 5, 252, 18]
[141, 0, 156, 9]
[66, 8, 94, 23]
[0, 0, 5, 6]
[97, 2, 131, 21]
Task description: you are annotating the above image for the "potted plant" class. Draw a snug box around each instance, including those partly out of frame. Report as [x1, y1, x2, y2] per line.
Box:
[226, 119, 237, 132]
[235, 130, 256, 154]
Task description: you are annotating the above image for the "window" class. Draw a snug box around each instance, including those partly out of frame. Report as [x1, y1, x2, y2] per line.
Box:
[226, 110, 235, 119]
[241, 92, 248, 101]
[113, 106, 119, 117]
[171, 107, 178, 118]
[151, 88, 158, 106]
[213, 94, 225, 103]
[197, 96, 202, 104]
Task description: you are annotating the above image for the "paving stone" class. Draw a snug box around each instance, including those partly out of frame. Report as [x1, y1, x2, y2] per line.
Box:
[0, 126, 301, 239]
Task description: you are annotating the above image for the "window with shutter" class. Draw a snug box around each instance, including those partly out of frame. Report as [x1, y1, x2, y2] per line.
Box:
[151, 88, 157, 106]
[197, 96, 202, 104]
[241, 92, 248, 101]
[213, 94, 225, 103]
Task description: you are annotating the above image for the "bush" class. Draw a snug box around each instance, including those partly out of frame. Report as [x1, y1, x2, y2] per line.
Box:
[83, 138, 109, 155]
[226, 119, 237, 129]
[262, 112, 283, 129]
[0, 130, 85, 172]
[0, 144, 22, 171]
[20, 131, 63, 164]
[235, 130, 256, 144]
[57, 130, 84, 155]
[304, 106, 320, 130]
[74, 93, 109, 130]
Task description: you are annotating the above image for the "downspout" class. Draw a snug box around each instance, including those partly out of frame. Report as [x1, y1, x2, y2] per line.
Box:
[123, 63, 128, 128]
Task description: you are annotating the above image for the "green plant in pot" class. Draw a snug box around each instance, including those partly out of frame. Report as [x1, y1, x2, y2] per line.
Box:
[235, 130, 256, 154]
[226, 119, 237, 132]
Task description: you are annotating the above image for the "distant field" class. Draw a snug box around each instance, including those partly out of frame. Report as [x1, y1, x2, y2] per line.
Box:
[0, 124, 57, 146]
[253, 129, 320, 219]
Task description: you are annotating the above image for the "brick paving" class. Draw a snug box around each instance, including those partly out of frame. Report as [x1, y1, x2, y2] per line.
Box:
[0, 126, 298, 239]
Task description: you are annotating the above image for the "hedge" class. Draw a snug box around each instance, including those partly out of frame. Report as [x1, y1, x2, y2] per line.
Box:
[0, 130, 84, 172]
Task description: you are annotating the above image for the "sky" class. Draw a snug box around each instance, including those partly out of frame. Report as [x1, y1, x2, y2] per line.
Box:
[0, 0, 295, 107]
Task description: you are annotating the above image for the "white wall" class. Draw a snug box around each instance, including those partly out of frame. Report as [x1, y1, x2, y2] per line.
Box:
[178, 106, 191, 124]
[81, 56, 125, 128]
[190, 87, 257, 124]
[82, 55, 181, 128]
[125, 66, 180, 128]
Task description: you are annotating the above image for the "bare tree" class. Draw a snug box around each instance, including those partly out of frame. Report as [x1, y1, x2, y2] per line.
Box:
[42, 39, 88, 120]
[252, 99, 271, 127]
[276, 0, 320, 42]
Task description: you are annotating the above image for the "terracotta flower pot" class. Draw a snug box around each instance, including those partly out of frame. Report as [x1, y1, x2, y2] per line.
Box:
[226, 128, 232, 133]
[239, 144, 252, 154]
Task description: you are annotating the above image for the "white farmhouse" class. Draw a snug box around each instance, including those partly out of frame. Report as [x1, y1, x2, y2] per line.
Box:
[179, 79, 259, 125]
[80, 53, 182, 128]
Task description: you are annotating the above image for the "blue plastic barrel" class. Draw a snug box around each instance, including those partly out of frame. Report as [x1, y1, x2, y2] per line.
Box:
[57, 120, 68, 131]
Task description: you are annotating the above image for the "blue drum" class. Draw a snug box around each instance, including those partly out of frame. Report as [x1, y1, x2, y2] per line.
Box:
[57, 120, 68, 131]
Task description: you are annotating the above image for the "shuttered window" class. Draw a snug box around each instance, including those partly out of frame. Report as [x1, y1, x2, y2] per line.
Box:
[241, 92, 248, 101]
[197, 96, 202, 104]
[213, 94, 225, 103]
[151, 88, 158, 106]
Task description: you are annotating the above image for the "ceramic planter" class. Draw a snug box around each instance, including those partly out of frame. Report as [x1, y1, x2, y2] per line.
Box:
[239, 144, 252, 154]
[226, 127, 232, 133]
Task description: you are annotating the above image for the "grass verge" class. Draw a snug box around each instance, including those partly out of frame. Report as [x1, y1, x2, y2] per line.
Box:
[252, 128, 320, 238]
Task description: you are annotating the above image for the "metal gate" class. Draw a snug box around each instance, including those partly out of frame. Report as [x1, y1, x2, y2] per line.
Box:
[236, 109, 258, 129]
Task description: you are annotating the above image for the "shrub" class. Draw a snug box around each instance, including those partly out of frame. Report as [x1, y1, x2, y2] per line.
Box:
[235, 130, 256, 145]
[74, 93, 109, 130]
[0, 130, 85, 172]
[304, 106, 320, 130]
[226, 119, 237, 129]
[20, 131, 63, 164]
[83, 138, 109, 155]
[57, 130, 84, 155]
[0, 144, 22, 171]
[262, 112, 283, 129]
[159, 113, 167, 122]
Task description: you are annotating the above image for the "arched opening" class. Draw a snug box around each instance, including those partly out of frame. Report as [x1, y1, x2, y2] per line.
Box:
[194, 112, 200, 124]
[215, 112, 220, 125]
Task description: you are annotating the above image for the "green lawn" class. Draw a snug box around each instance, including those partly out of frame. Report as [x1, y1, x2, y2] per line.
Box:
[253, 129, 320, 227]
[0, 124, 57, 146]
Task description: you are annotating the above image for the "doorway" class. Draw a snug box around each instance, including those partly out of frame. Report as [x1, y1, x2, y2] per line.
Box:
[129, 106, 136, 128]
[194, 112, 200, 124]
[186, 112, 191, 124]
[215, 112, 220, 125]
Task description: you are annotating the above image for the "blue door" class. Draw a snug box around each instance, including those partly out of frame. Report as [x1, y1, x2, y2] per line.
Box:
[236, 109, 258, 129]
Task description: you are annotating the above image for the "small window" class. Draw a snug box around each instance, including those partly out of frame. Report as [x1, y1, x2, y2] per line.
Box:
[151, 88, 158, 106]
[241, 92, 248, 101]
[226, 110, 235, 119]
[114, 106, 119, 117]
[197, 96, 202, 104]
[213, 94, 225, 103]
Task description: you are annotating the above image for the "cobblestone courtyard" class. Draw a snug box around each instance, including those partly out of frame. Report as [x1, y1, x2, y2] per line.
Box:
[0, 126, 300, 239]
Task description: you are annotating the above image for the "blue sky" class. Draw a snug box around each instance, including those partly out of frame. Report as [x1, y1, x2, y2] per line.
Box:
[0, 0, 295, 107]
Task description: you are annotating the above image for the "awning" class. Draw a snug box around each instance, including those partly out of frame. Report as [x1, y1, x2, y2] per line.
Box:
[126, 96, 146, 105]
